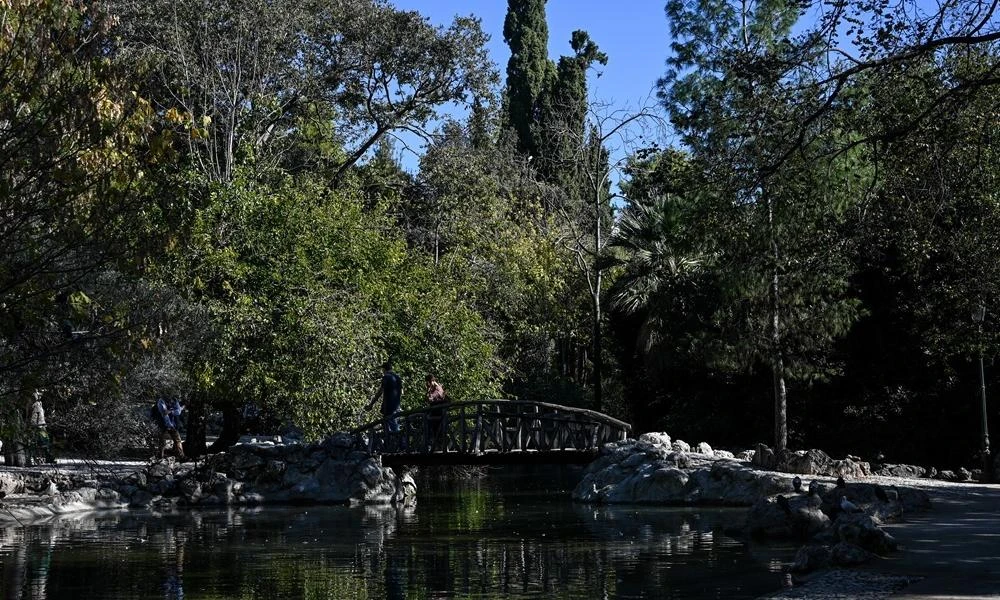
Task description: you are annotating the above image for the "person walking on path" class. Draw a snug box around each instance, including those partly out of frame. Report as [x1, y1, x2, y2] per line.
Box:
[155, 396, 186, 460]
[29, 390, 55, 464]
[366, 362, 404, 449]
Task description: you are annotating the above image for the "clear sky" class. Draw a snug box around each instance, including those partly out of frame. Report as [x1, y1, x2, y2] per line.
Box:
[389, 0, 674, 168]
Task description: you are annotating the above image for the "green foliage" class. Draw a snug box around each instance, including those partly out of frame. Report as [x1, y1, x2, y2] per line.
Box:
[111, 0, 496, 184]
[0, 0, 161, 454]
[412, 118, 577, 396]
[503, 0, 555, 157]
[161, 170, 503, 438]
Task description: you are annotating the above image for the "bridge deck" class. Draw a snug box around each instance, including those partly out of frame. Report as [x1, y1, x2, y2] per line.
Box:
[352, 399, 630, 466]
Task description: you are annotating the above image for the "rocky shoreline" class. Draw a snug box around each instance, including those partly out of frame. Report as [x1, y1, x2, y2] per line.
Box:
[572, 433, 939, 580]
[0, 432, 413, 524]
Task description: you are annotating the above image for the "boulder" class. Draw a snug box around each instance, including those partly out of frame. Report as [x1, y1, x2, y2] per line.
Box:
[772, 449, 871, 478]
[696, 442, 713, 455]
[826, 458, 871, 478]
[638, 432, 671, 447]
[667, 451, 691, 469]
[0, 432, 414, 524]
[94, 487, 122, 507]
[322, 432, 355, 451]
[394, 470, 417, 504]
[217, 446, 265, 476]
[672, 440, 691, 453]
[0, 472, 24, 495]
[830, 542, 873, 566]
[791, 544, 831, 573]
[177, 478, 203, 504]
[261, 459, 286, 483]
[780, 449, 832, 475]
[147, 460, 175, 480]
[128, 490, 155, 509]
[874, 463, 926, 478]
[834, 483, 905, 522]
[148, 478, 176, 496]
[622, 452, 650, 469]
[832, 513, 898, 555]
[936, 470, 957, 482]
[685, 460, 789, 505]
[575, 441, 828, 506]
[752, 444, 778, 470]
[628, 467, 689, 503]
[745, 493, 829, 540]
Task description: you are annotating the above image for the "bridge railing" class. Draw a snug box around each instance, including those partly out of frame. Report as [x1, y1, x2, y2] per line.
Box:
[351, 399, 631, 456]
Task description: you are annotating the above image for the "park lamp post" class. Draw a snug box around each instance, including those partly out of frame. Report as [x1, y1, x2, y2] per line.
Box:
[972, 303, 992, 482]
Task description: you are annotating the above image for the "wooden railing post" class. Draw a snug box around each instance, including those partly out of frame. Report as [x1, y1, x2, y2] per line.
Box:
[460, 404, 467, 453]
[352, 400, 631, 460]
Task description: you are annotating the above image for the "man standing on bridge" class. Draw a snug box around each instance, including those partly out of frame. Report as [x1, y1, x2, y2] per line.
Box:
[366, 361, 404, 449]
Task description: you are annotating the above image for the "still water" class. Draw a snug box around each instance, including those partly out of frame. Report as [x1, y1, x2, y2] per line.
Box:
[1, 466, 793, 599]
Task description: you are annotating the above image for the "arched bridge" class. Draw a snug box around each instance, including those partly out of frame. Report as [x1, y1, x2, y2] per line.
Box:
[351, 400, 631, 466]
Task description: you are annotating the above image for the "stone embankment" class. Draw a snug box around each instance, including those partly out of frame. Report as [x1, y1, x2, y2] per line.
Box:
[572, 432, 933, 574]
[0, 433, 413, 524]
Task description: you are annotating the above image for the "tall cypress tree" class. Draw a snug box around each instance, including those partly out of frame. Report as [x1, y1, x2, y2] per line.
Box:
[503, 0, 554, 157]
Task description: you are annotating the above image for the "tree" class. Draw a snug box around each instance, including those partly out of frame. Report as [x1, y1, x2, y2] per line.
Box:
[0, 0, 155, 463]
[410, 114, 574, 401]
[661, 0, 862, 449]
[503, 0, 554, 157]
[552, 106, 662, 411]
[826, 49, 1000, 462]
[103, 0, 500, 450]
[110, 0, 496, 184]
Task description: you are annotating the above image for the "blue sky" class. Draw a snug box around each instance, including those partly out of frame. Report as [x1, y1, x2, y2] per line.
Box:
[389, 1, 673, 169]
[391, 0, 672, 106]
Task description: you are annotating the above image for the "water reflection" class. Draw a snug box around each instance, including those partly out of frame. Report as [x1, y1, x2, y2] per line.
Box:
[0, 470, 792, 599]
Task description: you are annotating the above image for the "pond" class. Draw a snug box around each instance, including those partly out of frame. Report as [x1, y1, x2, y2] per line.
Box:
[0, 465, 794, 599]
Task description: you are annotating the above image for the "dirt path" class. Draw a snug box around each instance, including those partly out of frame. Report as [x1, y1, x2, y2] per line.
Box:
[872, 480, 1000, 599]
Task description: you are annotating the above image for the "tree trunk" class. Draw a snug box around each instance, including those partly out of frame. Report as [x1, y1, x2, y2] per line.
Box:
[593, 287, 603, 412]
[209, 403, 242, 453]
[592, 180, 604, 412]
[185, 391, 208, 457]
[767, 192, 788, 451]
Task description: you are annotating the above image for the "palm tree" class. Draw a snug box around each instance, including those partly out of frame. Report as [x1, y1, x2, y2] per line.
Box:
[608, 194, 706, 353]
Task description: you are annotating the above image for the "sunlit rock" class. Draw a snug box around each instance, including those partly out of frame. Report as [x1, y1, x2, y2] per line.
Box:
[637, 432, 671, 447]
